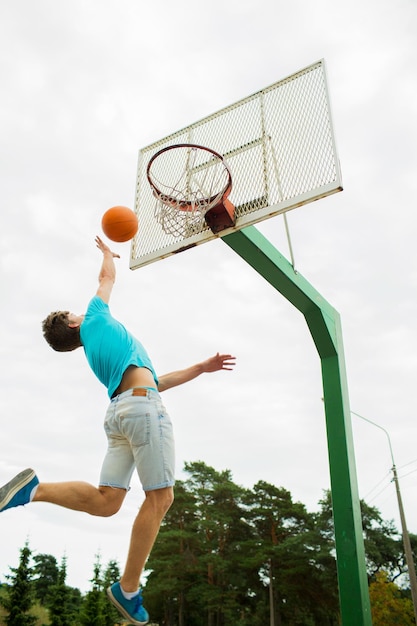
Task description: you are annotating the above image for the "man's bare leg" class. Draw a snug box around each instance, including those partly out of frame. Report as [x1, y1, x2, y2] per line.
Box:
[13, 478, 173, 591]
[33, 482, 126, 516]
[120, 486, 174, 592]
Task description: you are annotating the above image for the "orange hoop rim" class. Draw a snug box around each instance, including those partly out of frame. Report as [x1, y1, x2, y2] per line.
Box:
[146, 143, 232, 212]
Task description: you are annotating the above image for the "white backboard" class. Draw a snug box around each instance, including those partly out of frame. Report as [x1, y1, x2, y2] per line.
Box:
[130, 59, 342, 269]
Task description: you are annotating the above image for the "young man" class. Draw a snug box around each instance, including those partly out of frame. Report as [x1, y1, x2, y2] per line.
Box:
[0, 235, 235, 626]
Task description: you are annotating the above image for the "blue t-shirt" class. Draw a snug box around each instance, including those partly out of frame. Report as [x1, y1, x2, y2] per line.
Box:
[79, 296, 158, 398]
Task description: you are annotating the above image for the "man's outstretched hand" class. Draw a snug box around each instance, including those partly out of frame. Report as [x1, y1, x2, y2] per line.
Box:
[95, 235, 120, 258]
[202, 353, 236, 373]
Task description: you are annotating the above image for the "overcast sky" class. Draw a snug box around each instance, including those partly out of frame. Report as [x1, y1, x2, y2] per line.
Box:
[1, 0, 416, 594]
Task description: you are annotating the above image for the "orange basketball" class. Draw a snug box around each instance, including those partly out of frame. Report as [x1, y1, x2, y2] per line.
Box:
[101, 206, 138, 242]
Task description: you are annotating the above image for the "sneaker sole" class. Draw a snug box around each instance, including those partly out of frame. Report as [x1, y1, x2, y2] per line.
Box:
[106, 587, 149, 626]
[0, 469, 36, 510]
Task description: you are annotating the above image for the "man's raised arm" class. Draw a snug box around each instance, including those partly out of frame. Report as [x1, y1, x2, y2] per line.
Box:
[95, 236, 120, 304]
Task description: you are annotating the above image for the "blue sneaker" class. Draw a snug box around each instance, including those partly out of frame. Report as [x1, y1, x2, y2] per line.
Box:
[107, 582, 149, 625]
[0, 469, 39, 512]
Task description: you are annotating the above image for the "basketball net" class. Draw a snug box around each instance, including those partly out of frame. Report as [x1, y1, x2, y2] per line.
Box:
[147, 144, 234, 238]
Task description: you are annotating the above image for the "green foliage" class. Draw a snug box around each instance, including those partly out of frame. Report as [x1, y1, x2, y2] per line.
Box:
[79, 554, 106, 626]
[146, 463, 340, 625]
[0, 545, 101, 626]
[410, 533, 417, 572]
[101, 560, 122, 626]
[319, 490, 407, 582]
[361, 500, 404, 579]
[32, 554, 59, 606]
[47, 556, 82, 626]
[245, 481, 339, 625]
[0, 463, 414, 626]
[78, 554, 123, 626]
[0, 541, 37, 625]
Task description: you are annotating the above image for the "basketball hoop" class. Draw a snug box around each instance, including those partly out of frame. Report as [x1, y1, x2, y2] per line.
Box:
[146, 143, 235, 236]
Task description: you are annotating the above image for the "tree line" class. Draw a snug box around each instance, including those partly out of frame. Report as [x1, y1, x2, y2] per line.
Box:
[1, 460, 416, 625]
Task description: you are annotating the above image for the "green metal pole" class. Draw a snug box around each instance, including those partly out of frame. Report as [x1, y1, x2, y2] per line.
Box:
[222, 225, 372, 625]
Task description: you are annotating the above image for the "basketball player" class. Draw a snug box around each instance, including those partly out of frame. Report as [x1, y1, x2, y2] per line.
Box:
[0, 235, 235, 626]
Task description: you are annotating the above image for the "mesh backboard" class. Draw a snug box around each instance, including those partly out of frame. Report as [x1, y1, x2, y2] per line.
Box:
[130, 59, 342, 269]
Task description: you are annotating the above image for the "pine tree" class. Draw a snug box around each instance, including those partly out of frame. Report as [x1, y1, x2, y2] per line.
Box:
[32, 553, 59, 606]
[186, 462, 252, 625]
[147, 461, 255, 626]
[47, 555, 75, 626]
[0, 541, 37, 626]
[79, 554, 106, 626]
[102, 559, 122, 626]
[245, 480, 321, 625]
[145, 480, 200, 625]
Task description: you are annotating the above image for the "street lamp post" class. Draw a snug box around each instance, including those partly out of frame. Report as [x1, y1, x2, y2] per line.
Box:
[352, 411, 417, 623]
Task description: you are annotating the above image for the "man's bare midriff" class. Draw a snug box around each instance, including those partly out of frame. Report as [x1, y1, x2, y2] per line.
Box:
[113, 365, 157, 396]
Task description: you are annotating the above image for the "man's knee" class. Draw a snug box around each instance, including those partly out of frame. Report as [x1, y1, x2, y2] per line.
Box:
[164, 487, 174, 511]
[100, 502, 122, 517]
[146, 486, 174, 517]
[98, 486, 126, 517]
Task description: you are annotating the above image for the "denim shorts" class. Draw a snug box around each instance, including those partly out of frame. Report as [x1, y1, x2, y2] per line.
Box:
[99, 388, 175, 491]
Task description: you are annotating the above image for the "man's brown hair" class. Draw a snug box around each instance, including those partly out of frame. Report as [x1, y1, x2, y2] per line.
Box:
[42, 311, 82, 352]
